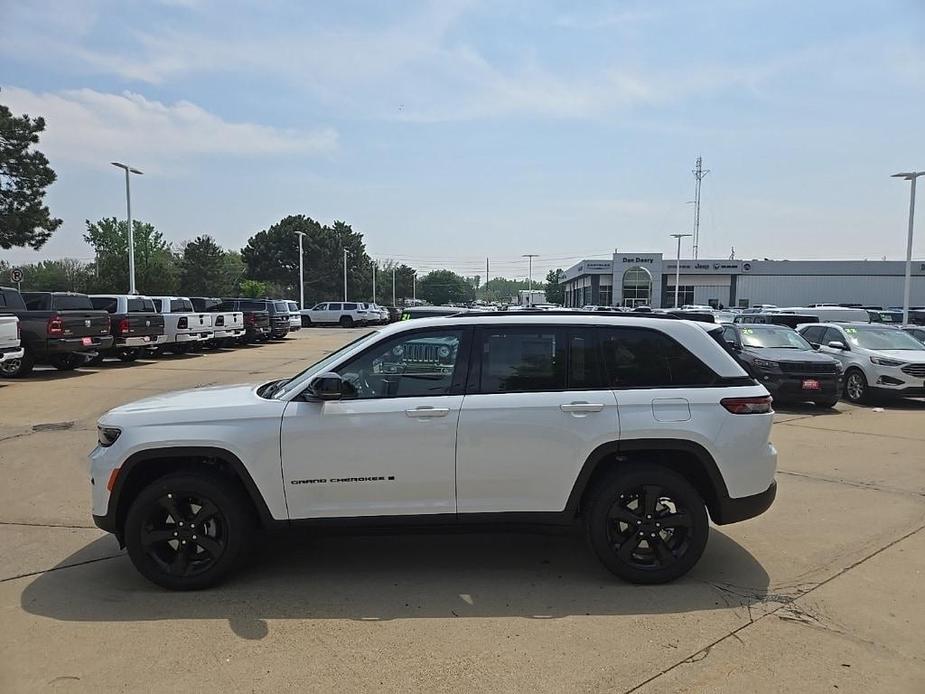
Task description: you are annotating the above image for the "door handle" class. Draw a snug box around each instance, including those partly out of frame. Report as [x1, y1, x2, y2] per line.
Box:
[405, 406, 450, 418]
[560, 402, 604, 413]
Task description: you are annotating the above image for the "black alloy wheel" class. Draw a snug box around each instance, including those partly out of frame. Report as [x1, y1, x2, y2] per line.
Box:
[339, 315, 353, 328]
[586, 464, 708, 584]
[50, 353, 82, 371]
[125, 472, 253, 590]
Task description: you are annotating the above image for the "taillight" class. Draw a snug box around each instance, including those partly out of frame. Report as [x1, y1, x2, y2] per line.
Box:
[178, 316, 188, 329]
[118, 318, 130, 334]
[47, 316, 64, 336]
[721, 396, 773, 414]
[245, 313, 256, 325]
[216, 315, 224, 327]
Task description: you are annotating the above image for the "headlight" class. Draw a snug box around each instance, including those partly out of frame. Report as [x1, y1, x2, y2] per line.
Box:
[870, 356, 905, 367]
[98, 426, 122, 447]
[752, 358, 779, 369]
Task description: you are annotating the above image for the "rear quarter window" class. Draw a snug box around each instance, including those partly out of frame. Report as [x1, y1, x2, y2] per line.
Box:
[598, 327, 716, 388]
[53, 294, 93, 310]
[344, 303, 357, 310]
[128, 298, 156, 313]
[90, 297, 118, 313]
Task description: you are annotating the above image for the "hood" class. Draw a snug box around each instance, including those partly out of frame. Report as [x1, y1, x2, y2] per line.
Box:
[870, 349, 925, 363]
[105, 383, 261, 417]
[744, 347, 835, 363]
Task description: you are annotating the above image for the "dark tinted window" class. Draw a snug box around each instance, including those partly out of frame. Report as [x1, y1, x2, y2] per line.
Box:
[822, 327, 845, 345]
[23, 294, 46, 310]
[239, 300, 265, 310]
[568, 329, 602, 389]
[312, 303, 327, 310]
[53, 294, 93, 310]
[722, 326, 738, 344]
[344, 303, 357, 310]
[274, 301, 289, 312]
[91, 297, 118, 313]
[0, 290, 26, 309]
[335, 330, 463, 399]
[598, 327, 715, 388]
[329, 303, 343, 311]
[800, 325, 825, 344]
[128, 298, 156, 312]
[170, 299, 193, 312]
[287, 301, 299, 311]
[479, 328, 565, 393]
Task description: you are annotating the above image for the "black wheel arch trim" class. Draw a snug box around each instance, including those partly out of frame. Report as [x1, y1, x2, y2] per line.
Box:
[96, 446, 281, 536]
[564, 438, 770, 525]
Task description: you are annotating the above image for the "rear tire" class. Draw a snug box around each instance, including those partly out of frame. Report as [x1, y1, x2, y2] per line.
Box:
[815, 397, 839, 408]
[86, 354, 104, 366]
[49, 353, 81, 371]
[124, 471, 255, 590]
[339, 315, 353, 328]
[119, 350, 138, 362]
[585, 463, 708, 584]
[0, 350, 34, 378]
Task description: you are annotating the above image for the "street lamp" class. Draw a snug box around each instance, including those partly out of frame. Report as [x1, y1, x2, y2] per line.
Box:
[295, 231, 306, 309]
[111, 162, 143, 294]
[343, 248, 349, 301]
[891, 171, 923, 325]
[670, 233, 693, 309]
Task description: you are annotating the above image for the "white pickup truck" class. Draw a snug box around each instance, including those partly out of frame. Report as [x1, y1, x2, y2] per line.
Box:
[149, 296, 214, 354]
[190, 297, 246, 346]
[0, 314, 24, 367]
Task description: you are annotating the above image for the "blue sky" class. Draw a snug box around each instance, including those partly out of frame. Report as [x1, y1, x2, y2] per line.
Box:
[2, 0, 923, 279]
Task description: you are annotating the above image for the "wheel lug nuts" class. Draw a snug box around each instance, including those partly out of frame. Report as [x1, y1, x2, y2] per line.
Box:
[639, 532, 644, 536]
[650, 533, 656, 537]
[636, 520, 641, 525]
[181, 540, 187, 545]
[173, 532, 178, 537]
[655, 523, 660, 528]
[646, 515, 652, 519]
[192, 535, 197, 540]
[167, 494, 173, 499]
[179, 522, 184, 527]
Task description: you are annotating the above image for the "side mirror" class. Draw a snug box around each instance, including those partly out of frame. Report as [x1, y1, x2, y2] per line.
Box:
[306, 372, 345, 401]
[827, 340, 846, 351]
[725, 340, 739, 350]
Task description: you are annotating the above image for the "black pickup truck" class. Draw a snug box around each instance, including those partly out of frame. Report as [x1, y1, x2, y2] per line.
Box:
[216, 298, 272, 343]
[0, 288, 113, 377]
[88, 294, 167, 362]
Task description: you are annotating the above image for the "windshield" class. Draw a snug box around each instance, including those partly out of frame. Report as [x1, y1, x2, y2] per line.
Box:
[287, 301, 299, 311]
[845, 326, 925, 351]
[272, 331, 378, 399]
[740, 327, 811, 350]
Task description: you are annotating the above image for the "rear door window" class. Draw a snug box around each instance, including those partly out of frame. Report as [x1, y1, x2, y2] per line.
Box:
[477, 327, 565, 393]
[344, 303, 357, 311]
[823, 327, 846, 346]
[800, 326, 824, 344]
[567, 329, 603, 389]
[329, 303, 343, 311]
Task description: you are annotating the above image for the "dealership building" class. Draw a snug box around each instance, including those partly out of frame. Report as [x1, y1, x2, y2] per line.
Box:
[560, 252, 925, 309]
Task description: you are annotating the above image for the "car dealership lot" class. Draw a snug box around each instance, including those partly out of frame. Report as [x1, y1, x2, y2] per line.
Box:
[1, 329, 923, 693]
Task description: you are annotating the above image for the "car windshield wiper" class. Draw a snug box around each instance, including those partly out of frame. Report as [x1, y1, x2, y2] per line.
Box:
[263, 378, 290, 398]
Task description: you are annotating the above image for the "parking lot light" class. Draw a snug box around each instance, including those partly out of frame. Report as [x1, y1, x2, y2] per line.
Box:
[891, 171, 923, 326]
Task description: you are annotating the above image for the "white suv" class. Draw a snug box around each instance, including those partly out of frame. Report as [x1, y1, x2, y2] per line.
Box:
[90, 313, 777, 589]
[300, 301, 369, 327]
[798, 323, 925, 403]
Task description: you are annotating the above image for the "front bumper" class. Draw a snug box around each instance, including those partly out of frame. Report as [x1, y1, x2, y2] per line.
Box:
[757, 372, 842, 401]
[866, 364, 925, 395]
[0, 346, 24, 363]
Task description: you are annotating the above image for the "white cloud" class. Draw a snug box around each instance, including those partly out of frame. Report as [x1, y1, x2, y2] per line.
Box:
[2, 86, 337, 171]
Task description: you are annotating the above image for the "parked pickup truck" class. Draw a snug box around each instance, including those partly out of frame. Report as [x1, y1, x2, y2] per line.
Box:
[190, 297, 246, 347]
[0, 315, 24, 368]
[217, 298, 273, 343]
[0, 288, 112, 377]
[149, 296, 214, 354]
[88, 294, 167, 362]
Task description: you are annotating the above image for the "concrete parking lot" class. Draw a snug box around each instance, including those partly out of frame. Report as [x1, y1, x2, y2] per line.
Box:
[1, 329, 923, 693]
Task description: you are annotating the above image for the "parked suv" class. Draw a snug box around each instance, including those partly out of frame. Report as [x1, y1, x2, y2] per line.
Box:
[721, 323, 841, 407]
[216, 299, 272, 343]
[91, 314, 776, 590]
[301, 301, 370, 327]
[798, 323, 925, 403]
[285, 301, 301, 332]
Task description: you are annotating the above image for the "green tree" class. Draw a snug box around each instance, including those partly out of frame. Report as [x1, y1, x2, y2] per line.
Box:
[220, 250, 246, 296]
[417, 269, 475, 305]
[178, 235, 225, 297]
[83, 217, 178, 294]
[241, 215, 374, 302]
[0, 93, 62, 250]
[239, 279, 268, 297]
[544, 268, 565, 305]
[377, 259, 417, 305]
[17, 258, 92, 292]
[480, 276, 531, 303]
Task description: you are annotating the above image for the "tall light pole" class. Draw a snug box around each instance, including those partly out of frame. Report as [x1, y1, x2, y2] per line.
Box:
[892, 172, 923, 326]
[522, 254, 539, 291]
[412, 271, 417, 302]
[111, 162, 143, 294]
[392, 267, 396, 306]
[372, 262, 377, 303]
[670, 233, 692, 309]
[343, 248, 348, 301]
[295, 231, 306, 309]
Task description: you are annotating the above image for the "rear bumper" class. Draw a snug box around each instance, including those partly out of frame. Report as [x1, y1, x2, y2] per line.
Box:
[0, 346, 24, 363]
[712, 480, 777, 525]
[174, 331, 212, 343]
[118, 335, 166, 348]
[45, 336, 114, 354]
[212, 329, 245, 340]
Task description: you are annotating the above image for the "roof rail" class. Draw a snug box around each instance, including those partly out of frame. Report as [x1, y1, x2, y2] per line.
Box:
[446, 310, 681, 320]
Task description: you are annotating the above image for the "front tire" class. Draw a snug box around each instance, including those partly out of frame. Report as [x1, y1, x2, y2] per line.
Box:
[124, 471, 255, 590]
[0, 350, 34, 378]
[585, 463, 708, 584]
[844, 368, 870, 404]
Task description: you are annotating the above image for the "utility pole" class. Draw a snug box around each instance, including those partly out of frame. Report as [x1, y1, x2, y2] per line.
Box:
[372, 262, 377, 303]
[691, 156, 710, 259]
[485, 257, 490, 298]
[343, 248, 348, 301]
[392, 267, 396, 306]
[111, 162, 143, 294]
[670, 233, 693, 309]
[892, 171, 923, 325]
[412, 271, 416, 302]
[522, 254, 539, 290]
[295, 231, 306, 309]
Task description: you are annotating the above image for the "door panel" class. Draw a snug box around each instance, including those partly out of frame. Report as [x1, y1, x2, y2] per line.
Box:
[281, 396, 461, 517]
[456, 390, 619, 513]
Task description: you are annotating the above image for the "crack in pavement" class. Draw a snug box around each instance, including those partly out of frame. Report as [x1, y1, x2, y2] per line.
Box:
[0, 554, 123, 584]
[622, 523, 925, 694]
[0, 521, 99, 529]
[776, 420, 925, 443]
[776, 469, 925, 498]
